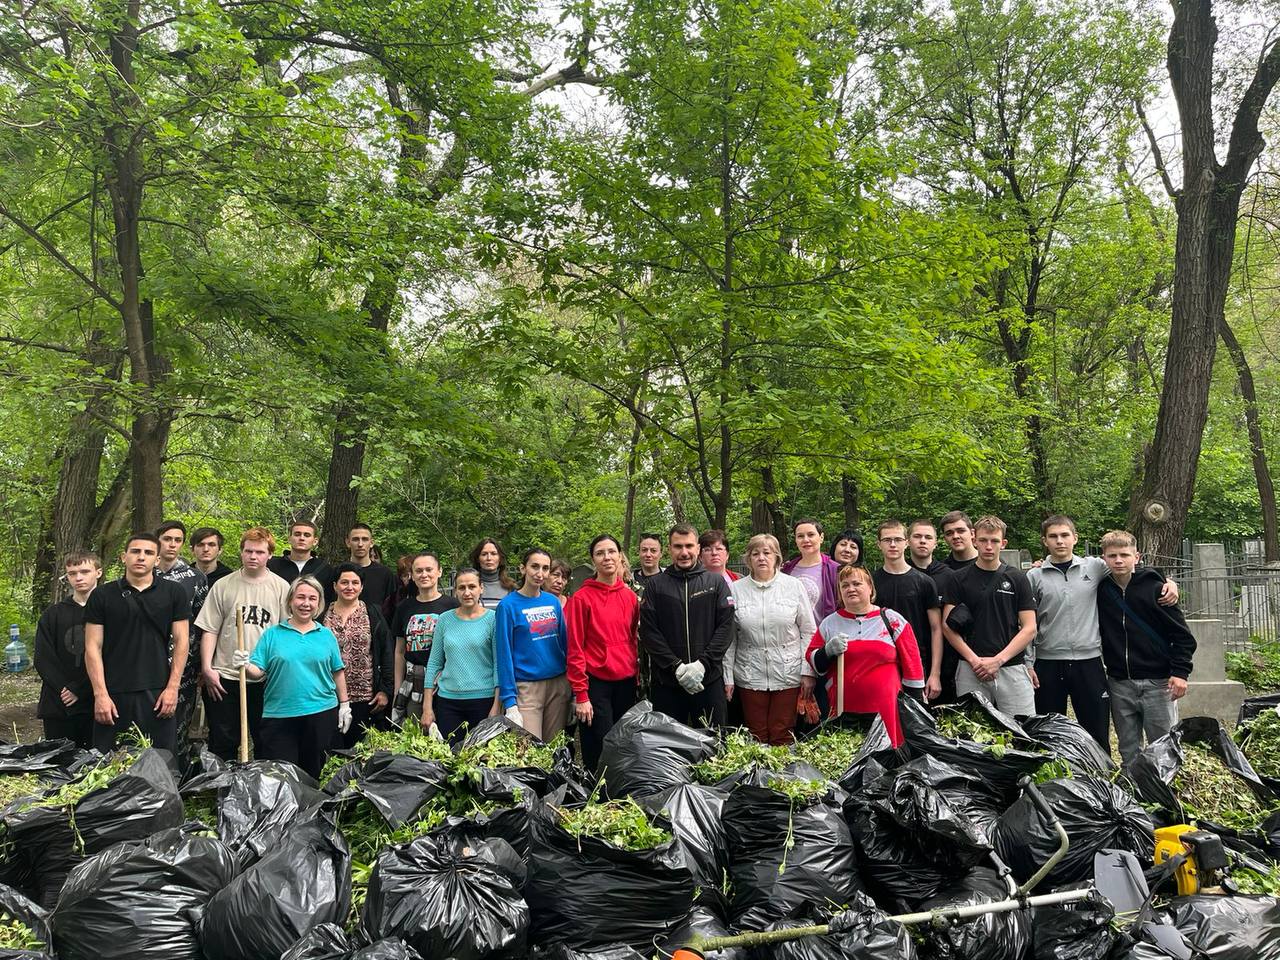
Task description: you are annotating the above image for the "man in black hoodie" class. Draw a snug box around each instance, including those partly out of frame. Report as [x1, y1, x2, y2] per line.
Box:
[34, 551, 102, 746]
[638, 523, 736, 727]
[1097, 529, 1196, 763]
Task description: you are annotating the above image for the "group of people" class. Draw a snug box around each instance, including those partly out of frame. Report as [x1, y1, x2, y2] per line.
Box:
[32, 509, 1197, 776]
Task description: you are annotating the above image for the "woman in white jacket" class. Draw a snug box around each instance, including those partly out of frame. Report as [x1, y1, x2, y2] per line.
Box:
[727, 534, 818, 745]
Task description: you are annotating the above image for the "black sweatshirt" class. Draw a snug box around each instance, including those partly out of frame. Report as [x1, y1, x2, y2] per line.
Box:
[638, 562, 735, 686]
[1097, 567, 1196, 680]
[33, 597, 93, 719]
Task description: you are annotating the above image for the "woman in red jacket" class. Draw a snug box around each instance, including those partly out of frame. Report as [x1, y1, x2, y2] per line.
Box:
[565, 534, 640, 773]
[805, 564, 924, 746]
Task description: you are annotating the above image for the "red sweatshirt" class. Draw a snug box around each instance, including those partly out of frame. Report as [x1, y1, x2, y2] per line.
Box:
[565, 577, 640, 703]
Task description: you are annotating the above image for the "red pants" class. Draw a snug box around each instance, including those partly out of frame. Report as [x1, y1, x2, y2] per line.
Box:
[738, 686, 800, 746]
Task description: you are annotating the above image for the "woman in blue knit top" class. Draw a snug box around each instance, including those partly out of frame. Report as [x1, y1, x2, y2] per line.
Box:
[421, 567, 499, 742]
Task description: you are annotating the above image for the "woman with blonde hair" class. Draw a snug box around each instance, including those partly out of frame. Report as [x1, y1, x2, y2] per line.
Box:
[805, 564, 923, 746]
[726, 534, 817, 745]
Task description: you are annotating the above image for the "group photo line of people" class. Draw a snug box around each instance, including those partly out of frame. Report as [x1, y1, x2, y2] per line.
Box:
[32, 509, 1197, 779]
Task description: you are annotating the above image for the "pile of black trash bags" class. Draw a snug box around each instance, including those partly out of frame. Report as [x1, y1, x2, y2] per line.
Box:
[1, 695, 1279, 960]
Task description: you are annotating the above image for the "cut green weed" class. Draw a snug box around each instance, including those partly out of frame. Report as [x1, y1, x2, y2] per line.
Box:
[1235, 708, 1280, 781]
[694, 730, 792, 783]
[1173, 744, 1280, 833]
[557, 798, 671, 851]
[792, 728, 867, 780]
[0, 912, 42, 951]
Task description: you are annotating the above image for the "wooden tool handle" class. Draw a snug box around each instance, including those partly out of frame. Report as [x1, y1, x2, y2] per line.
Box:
[236, 606, 249, 763]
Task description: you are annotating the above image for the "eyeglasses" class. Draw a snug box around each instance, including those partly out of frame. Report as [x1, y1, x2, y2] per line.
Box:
[878, 537, 906, 544]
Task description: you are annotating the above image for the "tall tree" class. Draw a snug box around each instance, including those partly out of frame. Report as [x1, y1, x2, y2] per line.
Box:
[1129, 1, 1280, 556]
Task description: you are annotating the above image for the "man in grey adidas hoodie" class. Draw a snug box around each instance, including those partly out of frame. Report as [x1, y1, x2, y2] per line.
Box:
[1027, 515, 1177, 750]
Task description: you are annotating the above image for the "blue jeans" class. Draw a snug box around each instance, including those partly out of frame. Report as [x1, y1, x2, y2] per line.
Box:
[1109, 677, 1178, 764]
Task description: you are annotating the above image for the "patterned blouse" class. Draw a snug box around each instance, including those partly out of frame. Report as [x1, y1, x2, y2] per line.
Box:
[325, 602, 374, 702]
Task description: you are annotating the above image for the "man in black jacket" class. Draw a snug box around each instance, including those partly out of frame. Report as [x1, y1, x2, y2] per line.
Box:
[1097, 529, 1196, 763]
[638, 523, 736, 727]
[267, 520, 332, 587]
[34, 551, 102, 746]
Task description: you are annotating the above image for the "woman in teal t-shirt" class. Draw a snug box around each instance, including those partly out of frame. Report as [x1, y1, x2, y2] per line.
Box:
[233, 575, 351, 777]
[421, 568, 499, 743]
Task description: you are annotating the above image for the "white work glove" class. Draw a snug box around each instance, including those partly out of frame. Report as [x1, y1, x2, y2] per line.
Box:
[675, 662, 705, 694]
[427, 722, 443, 741]
[231, 648, 250, 670]
[824, 634, 848, 658]
[337, 701, 352, 734]
[505, 705, 524, 727]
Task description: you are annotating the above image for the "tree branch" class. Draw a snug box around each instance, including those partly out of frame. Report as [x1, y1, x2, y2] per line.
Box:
[0, 201, 123, 311]
[1135, 98, 1179, 198]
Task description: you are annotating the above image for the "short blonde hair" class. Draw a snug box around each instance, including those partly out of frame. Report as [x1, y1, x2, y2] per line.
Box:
[287, 575, 326, 618]
[837, 563, 876, 604]
[240, 526, 277, 553]
[743, 534, 782, 571]
[973, 515, 1007, 536]
[1099, 530, 1138, 553]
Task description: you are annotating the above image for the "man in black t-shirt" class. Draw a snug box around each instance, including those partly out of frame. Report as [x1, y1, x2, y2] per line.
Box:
[873, 520, 943, 701]
[390, 552, 460, 724]
[84, 532, 191, 752]
[908, 519, 959, 703]
[942, 515, 1036, 716]
[940, 510, 979, 571]
[34, 551, 102, 746]
[333, 523, 397, 617]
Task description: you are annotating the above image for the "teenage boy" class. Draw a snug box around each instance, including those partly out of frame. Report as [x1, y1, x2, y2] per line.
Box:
[1027, 515, 1179, 750]
[268, 520, 333, 587]
[156, 521, 209, 618]
[873, 520, 943, 701]
[699, 530, 741, 586]
[632, 533, 664, 596]
[639, 524, 736, 727]
[942, 515, 1036, 716]
[191, 527, 232, 587]
[908, 519, 959, 702]
[84, 533, 190, 752]
[334, 523, 396, 615]
[1097, 530, 1196, 763]
[34, 551, 102, 746]
[940, 511, 979, 571]
[196, 527, 290, 760]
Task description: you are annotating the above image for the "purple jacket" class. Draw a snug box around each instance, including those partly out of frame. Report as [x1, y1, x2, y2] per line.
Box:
[781, 554, 840, 621]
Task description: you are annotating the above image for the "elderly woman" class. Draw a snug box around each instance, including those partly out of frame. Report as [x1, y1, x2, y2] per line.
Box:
[726, 534, 818, 746]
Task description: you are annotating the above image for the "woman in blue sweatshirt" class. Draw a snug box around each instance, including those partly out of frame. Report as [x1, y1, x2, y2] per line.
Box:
[421, 568, 499, 743]
[494, 548, 570, 741]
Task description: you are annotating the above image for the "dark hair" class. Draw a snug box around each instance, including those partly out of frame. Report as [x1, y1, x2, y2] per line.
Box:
[190, 526, 224, 548]
[452, 566, 482, 588]
[792, 517, 823, 535]
[469, 539, 515, 590]
[349, 523, 373, 536]
[156, 520, 186, 539]
[396, 554, 414, 580]
[411, 551, 441, 568]
[698, 529, 729, 550]
[550, 557, 572, 578]
[1041, 515, 1077, 536]
[63, 550, 102, 569]
[638, 532, 662, 546]
[333, 562, 365, 584]
[589, 534, 622, 556]
[940, 510, 973, 532]
[829, 530, 864, 564]
[668, 522, 698, 541]
[289, 519, 318, 535]
[908, 519, 936, 536]
[521, 546, 551, 565]
[124, 532, 161, 551]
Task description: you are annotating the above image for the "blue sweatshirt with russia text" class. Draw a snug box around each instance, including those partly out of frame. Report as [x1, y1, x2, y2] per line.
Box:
[495, 590, 568, 708]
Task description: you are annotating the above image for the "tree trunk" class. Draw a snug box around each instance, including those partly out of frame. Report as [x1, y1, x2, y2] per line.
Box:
[1129, 0, 1280, 555]
[663, 477, 687, 524]
[1219, 317, 1279, 561]
[622, 414, 644, 551]
[841, 475, 860, 530]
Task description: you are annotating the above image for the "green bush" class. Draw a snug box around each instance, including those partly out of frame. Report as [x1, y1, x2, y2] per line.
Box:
[1226, 636, 1280, 694]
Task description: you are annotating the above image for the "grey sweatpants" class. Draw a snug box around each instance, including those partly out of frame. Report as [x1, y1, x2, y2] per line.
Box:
[955, 661, 1035, 717]
[1109, 676, 1178, 764]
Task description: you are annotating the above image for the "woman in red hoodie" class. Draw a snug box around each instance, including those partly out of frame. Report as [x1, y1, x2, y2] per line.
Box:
[565, 533, 640, 773]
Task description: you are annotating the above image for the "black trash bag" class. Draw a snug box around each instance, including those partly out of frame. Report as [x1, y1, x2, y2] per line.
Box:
[530, 945, 648, 960]
[747, 893, 916, 960]
[49, 825, 236, 960]
[280, 924, 423, 960]
[723, 781, 862, 929]
[1170, 894, 1280, 960]
[1240, 694, 1280, 726]
[427, 793, 536, 861]
[359, 836, 527, 960]
[638, 783, 729, 895]
[0, 741, 95, 782]
[847, 756, 995, 912]
[657, 905, 746, 960]
[597, 701, 717, 799]
[994, 776, 1154, 891]
[793, 712, 901, 791]
[201, 817, 352, 960]
[455, 716, 587, 802]
[1032, 898, 1122, 960]
[322, 753, 450, 828]
[918, 866, 1030, 960]
[0, 881, 51, 959]
[525, 799, 693, 949]
[1020, 714, 1114, 778]
[0, 748, 184, 907]
[1125, 717, 1275, 833]
[898, 694, 1048, 805]
[182, 760, 326, 869]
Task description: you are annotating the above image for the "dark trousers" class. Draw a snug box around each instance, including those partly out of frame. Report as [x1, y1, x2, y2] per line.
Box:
[435, 695, 493, 744]
[43, 714, 94, 748]
[335, 699, 389, 751]
[203, 681, 265, 761]
[258, 708, 338, 778]
[92, 689, 176, 753]
[738, 686, 800, 746]
[580, 676, 638, 774]
[652, 680, 727, 729]
[1033, 656, 1110, 749]
[935, 646, 961, 705]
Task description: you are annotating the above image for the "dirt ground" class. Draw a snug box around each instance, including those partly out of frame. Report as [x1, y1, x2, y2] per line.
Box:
[0, 669, 47, 743]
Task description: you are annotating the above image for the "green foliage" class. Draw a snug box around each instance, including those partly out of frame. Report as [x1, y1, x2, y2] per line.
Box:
[791, 728, 868, 781]
[1226, 637, 1280, 695]
[1235, 707, 1280, 781]
[556, 798, 672, 850]
[1172, 744, 1280, 833]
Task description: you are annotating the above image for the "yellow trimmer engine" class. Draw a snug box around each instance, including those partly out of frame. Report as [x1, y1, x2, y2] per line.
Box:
[1154, 825, 1229, 895]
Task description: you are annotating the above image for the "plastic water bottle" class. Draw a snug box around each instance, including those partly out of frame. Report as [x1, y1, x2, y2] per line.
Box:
[5, 625, 29, 673]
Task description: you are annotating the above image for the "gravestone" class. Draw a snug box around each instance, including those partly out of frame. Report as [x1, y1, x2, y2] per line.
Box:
[1179, 618, 1245, 728]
